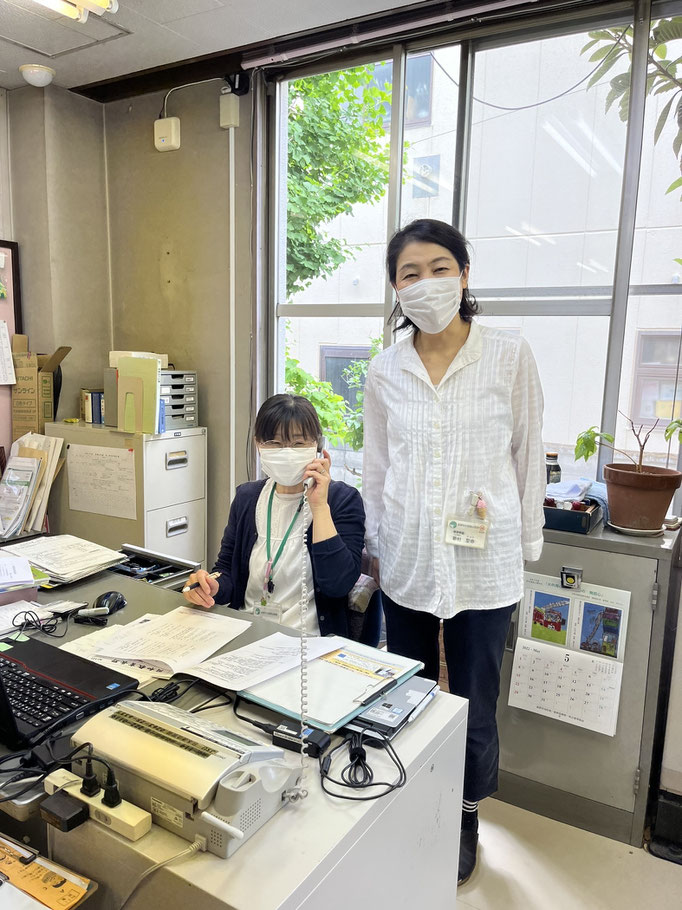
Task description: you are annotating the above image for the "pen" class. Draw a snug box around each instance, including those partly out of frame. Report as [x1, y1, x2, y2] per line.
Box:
[407, 687, 439, 724]
[183, 572, 221, 593]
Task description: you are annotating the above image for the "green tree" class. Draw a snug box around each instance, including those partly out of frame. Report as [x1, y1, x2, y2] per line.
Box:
[286, 65, 392, 298]
[582, 17, 682, 210]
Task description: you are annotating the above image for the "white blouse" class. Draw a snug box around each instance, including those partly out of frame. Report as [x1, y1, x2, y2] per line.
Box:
[244, 479, 319, 635]
[362, 322, 545, 618]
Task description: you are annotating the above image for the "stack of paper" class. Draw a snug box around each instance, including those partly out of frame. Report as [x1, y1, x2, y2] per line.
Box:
[0, 456, 41, 538]
[96, 605, 251, 678]
[9, 433, 65, 534]
[60, 616, 163, 686]
[2, 535, 126, 584]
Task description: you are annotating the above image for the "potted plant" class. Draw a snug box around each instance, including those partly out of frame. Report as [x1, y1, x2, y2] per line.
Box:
[575, 415, 682, 532]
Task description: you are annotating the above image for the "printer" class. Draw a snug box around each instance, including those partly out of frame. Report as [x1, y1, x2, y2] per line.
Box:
[71, 701, 301, 857]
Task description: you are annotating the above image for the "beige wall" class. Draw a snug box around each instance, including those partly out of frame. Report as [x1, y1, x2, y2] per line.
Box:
[104, 84, 253, 559]
[9, 85, 111, 416]
[7, 81, 253, 559]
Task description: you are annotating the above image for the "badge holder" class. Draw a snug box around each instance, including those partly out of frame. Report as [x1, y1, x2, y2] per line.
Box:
[445, 491, 490, 549]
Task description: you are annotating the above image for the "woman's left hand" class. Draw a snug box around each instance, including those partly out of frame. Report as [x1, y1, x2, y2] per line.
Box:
[303, 450, 332, 511]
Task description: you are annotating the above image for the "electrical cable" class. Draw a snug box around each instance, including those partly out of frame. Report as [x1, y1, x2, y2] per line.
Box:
[11, 610, 72, 639]
[119, 840, 204, 910]
[318, 729, 406, 801]
[159, 77, 227, 118]
[189, 693, 233, 714]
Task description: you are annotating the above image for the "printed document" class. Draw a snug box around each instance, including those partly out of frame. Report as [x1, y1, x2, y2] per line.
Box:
[188, 632, 338, 691]
[97, 606, 251, 678]
[0, 320, 16, 384]
[60, 617, 161, 686]
[0, 556, 34, 589]
[3, 535, 125, 583]
[67, 444, 137, 521]
[0, 457, 40, 538]
[0, 601, 54, 637]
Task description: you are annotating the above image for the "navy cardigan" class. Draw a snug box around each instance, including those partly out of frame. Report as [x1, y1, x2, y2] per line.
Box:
[212, 479, 365, 637]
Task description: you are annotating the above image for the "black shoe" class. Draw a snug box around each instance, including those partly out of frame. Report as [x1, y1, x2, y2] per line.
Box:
[458, 824, 479, 886]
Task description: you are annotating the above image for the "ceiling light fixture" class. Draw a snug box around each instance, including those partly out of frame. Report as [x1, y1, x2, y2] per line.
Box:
[76, 0, 118, 15]
[30, 0, 88, 22]
[19, 64, 56, 87]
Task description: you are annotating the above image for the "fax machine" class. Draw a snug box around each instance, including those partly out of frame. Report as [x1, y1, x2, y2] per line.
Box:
[71, 701, 301, 857]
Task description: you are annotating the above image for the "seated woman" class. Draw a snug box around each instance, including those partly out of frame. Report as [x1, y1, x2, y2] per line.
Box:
[183, 394, 365, 637]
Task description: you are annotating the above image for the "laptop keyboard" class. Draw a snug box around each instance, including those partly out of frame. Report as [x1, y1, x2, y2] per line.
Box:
[0, 656, 89, 728]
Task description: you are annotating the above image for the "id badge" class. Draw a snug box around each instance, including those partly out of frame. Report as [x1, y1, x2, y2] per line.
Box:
[254, 601, 283, 623]
[445, 516, 490, 549]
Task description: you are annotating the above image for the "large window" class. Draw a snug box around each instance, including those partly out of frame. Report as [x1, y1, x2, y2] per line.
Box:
[271, 4, 682, 499]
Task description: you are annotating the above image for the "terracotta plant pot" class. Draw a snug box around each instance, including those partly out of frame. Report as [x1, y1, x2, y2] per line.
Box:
[603, 463, 682, 531]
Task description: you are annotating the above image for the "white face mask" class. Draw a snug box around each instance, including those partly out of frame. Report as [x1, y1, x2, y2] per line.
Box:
[397, 276, 463, 334]
[259, 446, 317, 487]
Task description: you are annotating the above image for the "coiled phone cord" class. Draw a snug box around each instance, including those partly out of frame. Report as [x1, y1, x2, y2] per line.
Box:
[288, 490, 310, 802]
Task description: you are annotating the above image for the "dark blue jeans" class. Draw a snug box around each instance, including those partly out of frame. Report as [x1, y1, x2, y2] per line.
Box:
[382, 595, 515, 802]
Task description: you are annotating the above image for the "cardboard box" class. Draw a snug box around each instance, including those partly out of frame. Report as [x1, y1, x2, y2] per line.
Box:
[11, 335, 71, 440]
[543, 499, 603, 535]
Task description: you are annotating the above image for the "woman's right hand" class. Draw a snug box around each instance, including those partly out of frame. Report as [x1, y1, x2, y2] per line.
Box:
[183, 570, 219, 609]
[370, 557, 381, 587]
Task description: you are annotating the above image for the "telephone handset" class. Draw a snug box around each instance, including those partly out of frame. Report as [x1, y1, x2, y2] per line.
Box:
[303, 436, 327, 492]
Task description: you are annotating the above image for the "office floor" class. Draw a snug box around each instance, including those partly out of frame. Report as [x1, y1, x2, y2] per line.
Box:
[458, 798, 682, 910]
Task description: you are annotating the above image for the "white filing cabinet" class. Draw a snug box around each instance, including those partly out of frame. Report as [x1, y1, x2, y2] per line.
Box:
[44, 422, 207, 566]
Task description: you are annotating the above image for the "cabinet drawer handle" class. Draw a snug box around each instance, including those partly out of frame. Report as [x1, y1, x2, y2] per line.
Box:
[166, 516, 188, 537]
[166, 450, 188, 470]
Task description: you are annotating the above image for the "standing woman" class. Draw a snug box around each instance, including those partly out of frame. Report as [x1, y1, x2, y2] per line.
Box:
[362, 219, 545, 885]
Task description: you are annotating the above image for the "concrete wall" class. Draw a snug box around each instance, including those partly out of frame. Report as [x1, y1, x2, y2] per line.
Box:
[9, 85, 111, 417]
[103, 84, 253, 559]
[6, 82, 253, 560]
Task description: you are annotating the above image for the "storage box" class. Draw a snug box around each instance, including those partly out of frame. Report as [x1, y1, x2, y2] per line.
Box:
[11, 335, 71, 440]
[543, 499, 603, 534]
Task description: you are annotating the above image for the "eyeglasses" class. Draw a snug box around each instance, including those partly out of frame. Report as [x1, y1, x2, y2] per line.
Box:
[259, 440, 314, 449]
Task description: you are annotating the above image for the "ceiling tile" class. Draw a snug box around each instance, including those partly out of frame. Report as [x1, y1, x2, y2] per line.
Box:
[121, 0, 224, 25]
[0, 3, 92, 54]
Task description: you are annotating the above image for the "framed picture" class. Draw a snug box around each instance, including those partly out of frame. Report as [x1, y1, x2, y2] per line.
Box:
[0, 240, 23, 334]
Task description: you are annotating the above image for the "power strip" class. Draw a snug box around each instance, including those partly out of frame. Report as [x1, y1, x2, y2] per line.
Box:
[44, 770, 152, 841]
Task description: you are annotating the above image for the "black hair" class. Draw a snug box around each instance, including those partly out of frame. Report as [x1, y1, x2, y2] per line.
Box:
[254, 394, 323, 445]
[386, 219, 480, 332]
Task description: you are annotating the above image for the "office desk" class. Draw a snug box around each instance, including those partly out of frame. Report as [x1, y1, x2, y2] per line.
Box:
[3, 572, 469, 909]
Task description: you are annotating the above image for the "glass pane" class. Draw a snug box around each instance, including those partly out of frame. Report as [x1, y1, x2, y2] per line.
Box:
[282, 316, 385, 486]
[617, 296, 682, 467]
[631, 17, 682, 285]
[477, 315, 610, 479]
[280, 62, 393, 306]
[467, 25, 631, 290]
[400, 47, 460, 226]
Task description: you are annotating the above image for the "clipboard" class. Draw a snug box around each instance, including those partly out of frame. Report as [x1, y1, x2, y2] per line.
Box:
[241, 639, 423, 732]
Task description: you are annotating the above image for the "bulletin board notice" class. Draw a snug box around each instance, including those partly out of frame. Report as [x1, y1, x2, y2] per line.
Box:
[67, 444, 137, 521]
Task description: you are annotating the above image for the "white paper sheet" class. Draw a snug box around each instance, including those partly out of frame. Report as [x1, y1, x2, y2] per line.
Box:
[0, 320, 16, 385]
[66, 444, 137, 521]
[97, 606, 251, 678]
[508, 638, 623, 736]
[10, 433, 64, 533]
[1, 883, 48, 910]
[0, 556, 34, 588]
[188, 632, 339, 691]
[60, 618, 161, 686]
[0, 457, 40, 538]
[0, 601, 54, 637]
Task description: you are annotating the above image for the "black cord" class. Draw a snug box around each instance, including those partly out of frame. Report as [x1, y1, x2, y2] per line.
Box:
[318, 730, 406, 801]
[190, 696, 233, 714]
[232, 695, 275, 734]
[149, 677, 204, 703]
[11, 610, 72, 639]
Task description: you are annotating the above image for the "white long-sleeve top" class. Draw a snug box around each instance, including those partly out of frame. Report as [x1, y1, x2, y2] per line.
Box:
[362, 321, 545, 618]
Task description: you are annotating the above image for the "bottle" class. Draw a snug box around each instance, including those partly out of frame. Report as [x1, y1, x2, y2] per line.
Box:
[546, 452, 561, 484]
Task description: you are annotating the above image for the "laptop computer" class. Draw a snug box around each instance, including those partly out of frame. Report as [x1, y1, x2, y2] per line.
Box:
[345, 676, 439, 741]
[0, 636, 138, 749]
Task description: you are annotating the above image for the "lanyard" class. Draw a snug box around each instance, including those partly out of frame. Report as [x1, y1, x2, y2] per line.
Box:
[264, 484, 304, 595]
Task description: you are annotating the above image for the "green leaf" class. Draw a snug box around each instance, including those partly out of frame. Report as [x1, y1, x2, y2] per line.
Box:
[589, 44, 618, 62]
[665, 175, 682, 194]
[654, 44, 668, 59]
[652, 17, 682, 45]
[664, 419, 682, 443]
[675, 258, 682, 266]
[574, 427, 615, 462]
[581, 38, 602, 55]
[587, 52, 624, 90]
[654, 95, 675, 144]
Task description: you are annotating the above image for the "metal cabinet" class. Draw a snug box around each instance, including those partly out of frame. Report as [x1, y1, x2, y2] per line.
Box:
[44, 422, 207, 567]
[496, 525, 681, 846]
